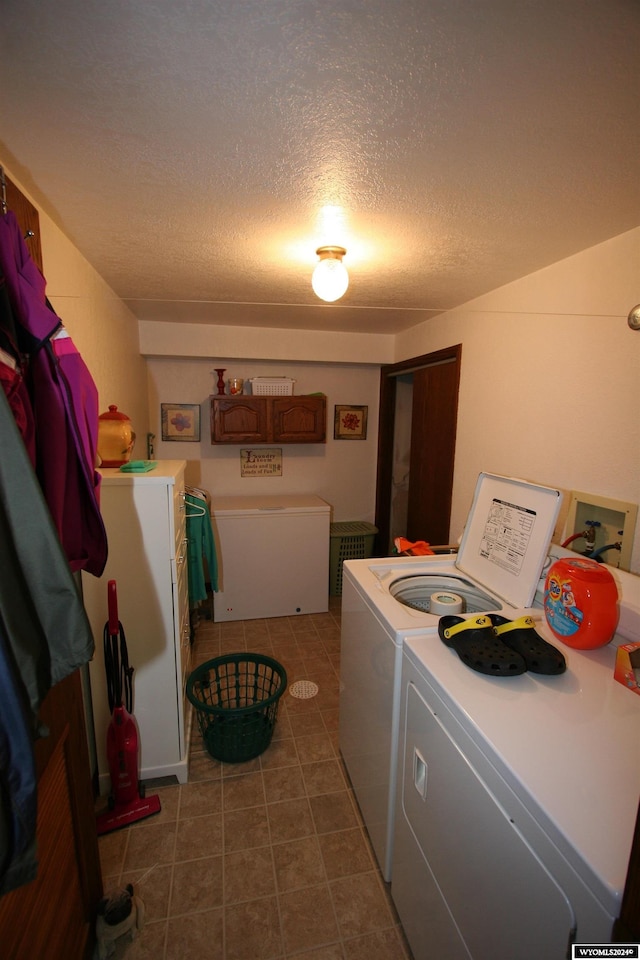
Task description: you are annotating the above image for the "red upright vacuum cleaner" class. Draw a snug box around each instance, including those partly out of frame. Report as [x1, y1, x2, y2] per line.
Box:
[96, 580, 161, 835]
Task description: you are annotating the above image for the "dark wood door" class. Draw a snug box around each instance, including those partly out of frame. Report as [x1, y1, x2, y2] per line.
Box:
[375, 345, 462, 554]
[0, 171, 102, 958]
[406, 360, 460, 545]
[0, 672, 103, 959]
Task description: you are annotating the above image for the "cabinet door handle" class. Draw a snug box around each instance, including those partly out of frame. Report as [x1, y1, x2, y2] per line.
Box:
[413, 747, 428, 800]
[176, 537, 188, 563]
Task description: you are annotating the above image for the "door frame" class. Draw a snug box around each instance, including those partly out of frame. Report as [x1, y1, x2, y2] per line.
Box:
[374, 344, 462, 555]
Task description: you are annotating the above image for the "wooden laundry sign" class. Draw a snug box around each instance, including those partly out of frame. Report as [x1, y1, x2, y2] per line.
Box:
[240, 448, 283, 477]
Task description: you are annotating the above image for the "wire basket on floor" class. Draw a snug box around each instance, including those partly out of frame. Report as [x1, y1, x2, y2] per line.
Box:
[187, 654, 287, 763]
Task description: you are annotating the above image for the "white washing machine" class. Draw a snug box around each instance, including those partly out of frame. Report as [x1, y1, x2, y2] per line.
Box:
[392, 579, 640, 957]
[339, 473, 563, 880]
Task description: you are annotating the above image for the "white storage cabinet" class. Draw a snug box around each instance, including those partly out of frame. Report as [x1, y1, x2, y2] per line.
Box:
[83, 460, 191, 790]
[211, 494, 331, 621]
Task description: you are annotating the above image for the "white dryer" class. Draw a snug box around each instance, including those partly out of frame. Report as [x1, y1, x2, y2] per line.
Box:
[392, 580, 640, 957]
[339, 473, 563, 880]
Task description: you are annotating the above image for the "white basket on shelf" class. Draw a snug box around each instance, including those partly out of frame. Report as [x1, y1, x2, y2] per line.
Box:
[249, 378, 296, 395]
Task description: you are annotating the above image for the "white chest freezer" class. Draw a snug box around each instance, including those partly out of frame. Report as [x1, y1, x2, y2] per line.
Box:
[211, 494, 331, 621]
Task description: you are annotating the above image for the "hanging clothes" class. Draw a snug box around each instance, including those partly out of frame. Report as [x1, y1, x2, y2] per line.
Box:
[0, 619, 37, 896]
[0, 267, 35, 457]
[0, 210, 107, 576]
[0, 387, 95, 895]
[185, 491, 219, 604]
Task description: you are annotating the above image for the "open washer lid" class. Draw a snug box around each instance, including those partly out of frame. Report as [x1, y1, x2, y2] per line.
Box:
[455, 473, 562, 609]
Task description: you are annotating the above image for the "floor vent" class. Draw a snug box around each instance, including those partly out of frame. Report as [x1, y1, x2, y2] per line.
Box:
[289, 680, 319, 700]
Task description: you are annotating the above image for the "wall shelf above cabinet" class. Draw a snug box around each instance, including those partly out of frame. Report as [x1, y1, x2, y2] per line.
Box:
[210, 395, 326, 444]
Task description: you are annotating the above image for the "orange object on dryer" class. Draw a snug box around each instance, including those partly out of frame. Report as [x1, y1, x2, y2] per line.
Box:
[544, 557, 618, 649]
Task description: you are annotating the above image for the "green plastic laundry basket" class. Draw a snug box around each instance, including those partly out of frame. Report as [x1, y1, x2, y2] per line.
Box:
[187, 654, 287, 763]
[329, 521, 378, 596]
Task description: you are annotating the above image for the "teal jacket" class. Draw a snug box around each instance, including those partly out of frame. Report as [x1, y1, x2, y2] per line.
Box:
[185, 495, 218, 603]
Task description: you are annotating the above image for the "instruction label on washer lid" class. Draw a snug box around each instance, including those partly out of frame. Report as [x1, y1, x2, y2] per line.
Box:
[456, 473, 562, 609]
[479, 498, 536, 576]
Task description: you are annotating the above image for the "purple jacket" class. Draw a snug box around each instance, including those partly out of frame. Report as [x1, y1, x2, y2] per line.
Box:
[0, 211, 107, 576]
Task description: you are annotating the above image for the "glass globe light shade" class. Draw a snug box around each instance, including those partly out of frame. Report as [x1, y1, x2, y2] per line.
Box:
[311, 251, 349, 302]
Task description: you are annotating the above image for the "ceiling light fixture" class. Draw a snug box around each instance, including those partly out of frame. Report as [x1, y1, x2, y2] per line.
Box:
[312, 245, 348, 302]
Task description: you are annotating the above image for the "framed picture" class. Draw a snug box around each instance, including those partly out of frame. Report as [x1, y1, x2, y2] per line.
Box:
[161, 403, 201, 442]
[334, 404, 368, 440]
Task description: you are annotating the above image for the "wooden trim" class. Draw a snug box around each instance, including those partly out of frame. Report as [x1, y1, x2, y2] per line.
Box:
[379, 345, 463, 377]
[374, 344, 462, 555]
[374, 370, 397, 555]
[0, 678, 102, 960]
[612, 797, 640, 941]
[3, 174, 43, 273]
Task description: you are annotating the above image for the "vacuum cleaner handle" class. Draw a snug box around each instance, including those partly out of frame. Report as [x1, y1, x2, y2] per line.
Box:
[108, 579, 119, 635]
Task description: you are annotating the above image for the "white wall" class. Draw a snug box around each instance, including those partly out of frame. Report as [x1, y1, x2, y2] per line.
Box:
[146, 357, 380, 523]
[139, 319, 394, 365]
[7, 158, 638, 571]
[395, 228, 640, 573]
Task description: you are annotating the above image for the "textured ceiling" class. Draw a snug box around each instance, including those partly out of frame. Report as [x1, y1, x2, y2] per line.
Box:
[1, 0, 639, 335]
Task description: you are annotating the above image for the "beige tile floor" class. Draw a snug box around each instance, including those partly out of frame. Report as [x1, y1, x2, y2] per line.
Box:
[97, 598, 413, 960]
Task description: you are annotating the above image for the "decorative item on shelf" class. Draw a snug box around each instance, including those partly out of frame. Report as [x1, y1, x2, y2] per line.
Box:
[312, 245, 348, 302]
[160, 403, 201, 442]
[214, 368, 226, 395]
[228, 377, 244, 395]
[248, 377, 296, 395]
[98, 405, 136, 467]
[334, 404, 368, 440]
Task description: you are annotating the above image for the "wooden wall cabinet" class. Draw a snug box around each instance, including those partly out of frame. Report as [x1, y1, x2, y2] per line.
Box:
[210, 395, 326, 444]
